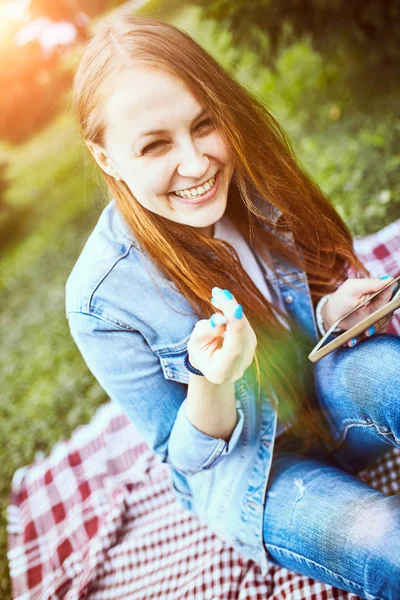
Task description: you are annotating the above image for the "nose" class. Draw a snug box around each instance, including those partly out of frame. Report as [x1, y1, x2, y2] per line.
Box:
[176, 139, 209, 179]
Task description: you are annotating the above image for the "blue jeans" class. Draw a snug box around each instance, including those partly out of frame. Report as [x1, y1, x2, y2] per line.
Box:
[263, 333, 400, 600]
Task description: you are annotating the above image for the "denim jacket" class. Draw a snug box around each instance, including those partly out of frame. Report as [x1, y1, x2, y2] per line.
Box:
[65, 196, 338, 576]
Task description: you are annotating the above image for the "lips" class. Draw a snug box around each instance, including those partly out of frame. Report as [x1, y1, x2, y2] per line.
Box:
[172, 173, 216, 197]
[169, 170, 220, 206]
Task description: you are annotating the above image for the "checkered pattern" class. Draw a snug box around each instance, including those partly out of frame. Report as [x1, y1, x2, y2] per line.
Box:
[7, 219, 400, 599]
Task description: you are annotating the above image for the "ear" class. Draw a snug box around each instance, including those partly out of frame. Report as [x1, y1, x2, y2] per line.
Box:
[86, 140, 115, 177]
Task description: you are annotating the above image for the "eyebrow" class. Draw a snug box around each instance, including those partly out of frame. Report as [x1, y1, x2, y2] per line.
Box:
[134, 107, 208, 144]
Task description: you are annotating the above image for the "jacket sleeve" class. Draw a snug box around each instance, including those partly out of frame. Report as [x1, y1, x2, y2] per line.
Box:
[67, 311, 245, 477]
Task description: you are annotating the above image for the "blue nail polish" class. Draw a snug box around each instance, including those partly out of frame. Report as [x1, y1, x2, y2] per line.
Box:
[210, 313, 226, 328]
[367, 326, 376, 336]
[234, 304, 243, 319]
[394, 283, 399, 292]
[222, 289, 233, 300]
[380, 275, 392, 280]
[350, 337, 358, 346]
[210, 296, 217, 305]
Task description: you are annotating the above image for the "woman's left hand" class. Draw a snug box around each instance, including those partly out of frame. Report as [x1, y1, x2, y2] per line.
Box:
[323, 276, 398, 348]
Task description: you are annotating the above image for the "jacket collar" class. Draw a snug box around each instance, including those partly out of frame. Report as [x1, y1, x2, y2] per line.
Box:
[112, 194, 284, 248]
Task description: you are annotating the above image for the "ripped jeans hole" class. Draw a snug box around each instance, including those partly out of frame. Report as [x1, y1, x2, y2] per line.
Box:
[294, 478, 306, 499]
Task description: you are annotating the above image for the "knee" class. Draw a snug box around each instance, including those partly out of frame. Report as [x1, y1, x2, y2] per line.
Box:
[356, 497, 400, 599]
[313, 333, 400, 406]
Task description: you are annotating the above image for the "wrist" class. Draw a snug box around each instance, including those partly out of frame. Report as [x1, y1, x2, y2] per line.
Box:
[315, 294, 330, 337]
[184, 351, 204, 376]
[321, 295, 333, 331]
[316, 294, 341, 336]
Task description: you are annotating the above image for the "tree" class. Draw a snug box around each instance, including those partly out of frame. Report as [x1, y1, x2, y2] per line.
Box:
[192, 0, 400, 94]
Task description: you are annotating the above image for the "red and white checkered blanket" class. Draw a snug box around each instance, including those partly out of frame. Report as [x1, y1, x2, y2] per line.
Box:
[7, 219, 400, 600]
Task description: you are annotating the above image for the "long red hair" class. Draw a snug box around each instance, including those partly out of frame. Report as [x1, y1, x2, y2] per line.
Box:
[72, 12, 371, 452]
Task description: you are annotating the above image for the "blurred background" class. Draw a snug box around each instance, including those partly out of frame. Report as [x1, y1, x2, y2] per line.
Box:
[0, 0, 399, 595]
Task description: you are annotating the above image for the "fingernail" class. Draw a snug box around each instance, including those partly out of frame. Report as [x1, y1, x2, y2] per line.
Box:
[234, 304, 243, 319]
[222, 289, 233, 300]
[350, 337, 358, 346]
[380, 275, 393, 280]
[393, 283, 399, 292]
[210, 296, 218, 305]
[367, 326, 376, 336]
[210, 313, 227, 328]
[212, 286, 223, 297]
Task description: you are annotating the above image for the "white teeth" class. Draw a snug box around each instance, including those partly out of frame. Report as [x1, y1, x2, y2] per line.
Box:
[173, 174, 216, 198]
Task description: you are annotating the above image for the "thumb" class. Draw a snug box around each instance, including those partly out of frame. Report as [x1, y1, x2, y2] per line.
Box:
[189, 312, 227, 345]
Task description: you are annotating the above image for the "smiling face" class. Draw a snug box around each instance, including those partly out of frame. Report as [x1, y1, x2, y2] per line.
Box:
[87, 65, 236, 237]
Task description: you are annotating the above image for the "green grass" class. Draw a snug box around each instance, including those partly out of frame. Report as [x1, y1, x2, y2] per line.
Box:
[1, 2, 399, 597]
[0, 110, 110, 597]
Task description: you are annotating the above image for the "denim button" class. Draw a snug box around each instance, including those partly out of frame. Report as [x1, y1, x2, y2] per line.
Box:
[285, 295, 293, 304]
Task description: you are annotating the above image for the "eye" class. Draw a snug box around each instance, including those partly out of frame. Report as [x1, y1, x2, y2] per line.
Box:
[141, 118, 214, 155]
[142, 140, 167, 154]
[196, 117, 214, 131]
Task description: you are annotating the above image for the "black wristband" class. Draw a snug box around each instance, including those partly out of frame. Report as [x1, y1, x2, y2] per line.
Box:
[184, 351, 204, 376]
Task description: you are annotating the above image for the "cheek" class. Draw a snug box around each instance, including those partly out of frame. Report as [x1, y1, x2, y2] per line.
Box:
[211, 133, 234, 164]
[125, 162, 166, 193]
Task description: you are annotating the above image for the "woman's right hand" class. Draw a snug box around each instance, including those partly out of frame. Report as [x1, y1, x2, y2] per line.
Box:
[186, 287, 257, 385]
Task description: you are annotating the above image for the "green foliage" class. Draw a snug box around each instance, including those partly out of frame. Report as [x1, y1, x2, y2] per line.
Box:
[172, 5, 400, 235]
[191, 0, 400, 95]
[256, 41, 400, 235]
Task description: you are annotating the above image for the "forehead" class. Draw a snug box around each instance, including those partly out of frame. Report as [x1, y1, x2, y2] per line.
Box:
[102, 65, 201, 133]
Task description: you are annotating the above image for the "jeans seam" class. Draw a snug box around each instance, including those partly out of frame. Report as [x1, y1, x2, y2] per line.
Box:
[264, 542, 381, 599]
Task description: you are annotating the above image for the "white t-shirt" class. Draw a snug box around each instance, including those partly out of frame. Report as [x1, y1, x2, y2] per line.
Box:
[213, 214, 291, 438]
[213, 214, 290, 330]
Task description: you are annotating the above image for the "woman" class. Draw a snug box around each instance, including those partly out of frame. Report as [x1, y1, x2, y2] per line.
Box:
[66, 12, 400, 599]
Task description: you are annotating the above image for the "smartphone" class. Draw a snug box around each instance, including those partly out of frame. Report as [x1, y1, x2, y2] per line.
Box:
[308, 274, 400, 363]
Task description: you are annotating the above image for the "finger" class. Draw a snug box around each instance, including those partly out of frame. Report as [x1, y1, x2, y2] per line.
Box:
[349, 313, 394, 348]
[364, 319, 389, 338]
[211, 288, 245, 328]
[211, 287, 245, 357]
[208, 313, 227, 350]
[347, 276, 395, 300]
[189, 312, 227, 346]
[346, 317, 391, 347]
[346, 336, 360, 348]
[211, 287, 240, 319]
[372, 314, 393, 334]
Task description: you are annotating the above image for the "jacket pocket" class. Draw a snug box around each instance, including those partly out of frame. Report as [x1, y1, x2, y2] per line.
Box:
[154, 333, 191, 384]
